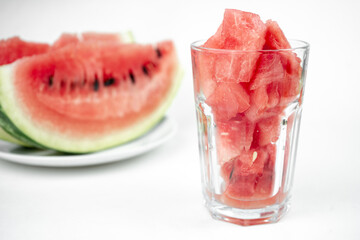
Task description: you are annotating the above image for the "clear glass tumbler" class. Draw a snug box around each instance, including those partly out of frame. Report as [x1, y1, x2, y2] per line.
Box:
[191, 40, 310, 226]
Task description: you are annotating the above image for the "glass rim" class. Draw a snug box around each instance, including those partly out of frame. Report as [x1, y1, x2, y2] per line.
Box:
[190, 39, 310, 53]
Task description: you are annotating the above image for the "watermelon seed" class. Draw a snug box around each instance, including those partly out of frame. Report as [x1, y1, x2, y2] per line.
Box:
[93, 79, 99, 91]
[142, 65, 149, 76]
[129, 70, 135, 84]
[70, 82, 76, 90]
[48, 76, 53, 86]
[229, 168, 234, 180]
[156, 48, 162, 58]
[104, 78, 115, 87]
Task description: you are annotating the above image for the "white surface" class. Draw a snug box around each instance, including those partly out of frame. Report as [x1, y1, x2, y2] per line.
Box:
[0, 117, 176, 167]
[0, 0, 359, 239]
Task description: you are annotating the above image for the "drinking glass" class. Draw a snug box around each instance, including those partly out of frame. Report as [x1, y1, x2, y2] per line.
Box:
[191, 40, 310, 225]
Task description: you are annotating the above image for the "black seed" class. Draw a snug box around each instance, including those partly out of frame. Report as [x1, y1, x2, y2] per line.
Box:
[229, 168, 234, 180]
[93, 79, 99, 91]
[156, 48, 162, 58]
[70, 82, 76, 90]
[129, 71, 135, 84]
[104, 78, 115, 87]
[48, 76, 53, 86]
[142, 65, 149, 76]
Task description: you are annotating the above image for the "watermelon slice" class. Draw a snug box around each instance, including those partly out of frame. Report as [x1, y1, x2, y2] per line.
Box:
[0, 32, 135, 147]
[0, 38, 181, 153]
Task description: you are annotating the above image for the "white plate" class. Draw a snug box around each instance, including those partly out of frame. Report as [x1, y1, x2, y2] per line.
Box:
[0, 117, 176, 167]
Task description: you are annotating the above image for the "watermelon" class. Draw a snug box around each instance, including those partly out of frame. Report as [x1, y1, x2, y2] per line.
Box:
[0, 32, 135, 147]
[206, 82, 250, 121]
[216, 118, 255, 164]
[0, 35, 181, 153]
[193, 9, 305, 206]
[0, 37, 50, 66]
[204, 9, 267, 84]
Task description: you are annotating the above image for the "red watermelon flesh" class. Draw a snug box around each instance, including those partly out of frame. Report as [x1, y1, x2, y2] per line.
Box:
[254, 115, 282, 147]
[216, 118, 255, 163]
[250, 53, 285, 90]
[0, 37, 50, 66]
[12, 40, 177, 139]
[244, 86, 269, 121]
[52, 32, 126, 50]
[264, 20, 291, 50]
[264, 20, 302, 105]
[191, 49, 217, 98]
[0, 33, 127, 67]
[203, 9, 266, 83]
[221, 148, 270, 198]
[266, 82, 281, 108]
[206, 82, 250, 121]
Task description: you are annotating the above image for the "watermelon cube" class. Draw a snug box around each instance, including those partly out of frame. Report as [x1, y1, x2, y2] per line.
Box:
[254, 115, 282, 147]
[221, 148, 269, 198]
[216, 118, 255, 163]
[244, 86, 269, 121]
[203, 9, 267, 83]
[264, 20, 302, 105]
[250, 53, 285, 90]
[206, 82, 250, 121]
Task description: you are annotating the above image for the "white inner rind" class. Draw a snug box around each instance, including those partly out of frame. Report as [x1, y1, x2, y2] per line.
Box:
[0, 62, 183, 153]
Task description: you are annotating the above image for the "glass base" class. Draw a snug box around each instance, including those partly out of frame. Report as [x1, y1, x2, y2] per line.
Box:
[204, 195, 290, 226]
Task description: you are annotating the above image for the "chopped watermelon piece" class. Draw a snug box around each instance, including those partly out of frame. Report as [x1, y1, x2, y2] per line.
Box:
[265, 143, 277, 169]
[254, 115, 282, 147]
[221, 148, 269, 198]
[250, 53, 285, 90]
[206, 82, 250, 121]
[266, 82, 281, 108]
[191, 50, 218, 98]
[216, 118, 255, 163]
[203, 9, 266, 83]
[264, 20, 302, 105]
[244, 86, 269, 121]
[221, 9, 266, 51]
[264, 20, 291, 50]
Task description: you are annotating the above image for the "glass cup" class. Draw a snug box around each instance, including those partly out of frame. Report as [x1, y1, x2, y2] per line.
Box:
[191, 40, 310, 226]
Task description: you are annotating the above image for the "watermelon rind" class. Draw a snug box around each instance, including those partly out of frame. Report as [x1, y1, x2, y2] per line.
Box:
[0, 62, 183, 153]
[0, 104, 42, 147]
[0, 120, 33, 147]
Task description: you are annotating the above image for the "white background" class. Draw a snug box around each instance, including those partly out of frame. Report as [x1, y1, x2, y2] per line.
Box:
[0, 0, 359, 239]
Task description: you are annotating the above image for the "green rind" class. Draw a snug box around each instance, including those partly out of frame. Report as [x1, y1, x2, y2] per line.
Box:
[0, 121, 33, 147]
[0, 62, 183, 153]
[0, 104, 42, 147]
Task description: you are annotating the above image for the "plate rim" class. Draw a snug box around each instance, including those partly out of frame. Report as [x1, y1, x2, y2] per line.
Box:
[0, 117, 176, 167]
